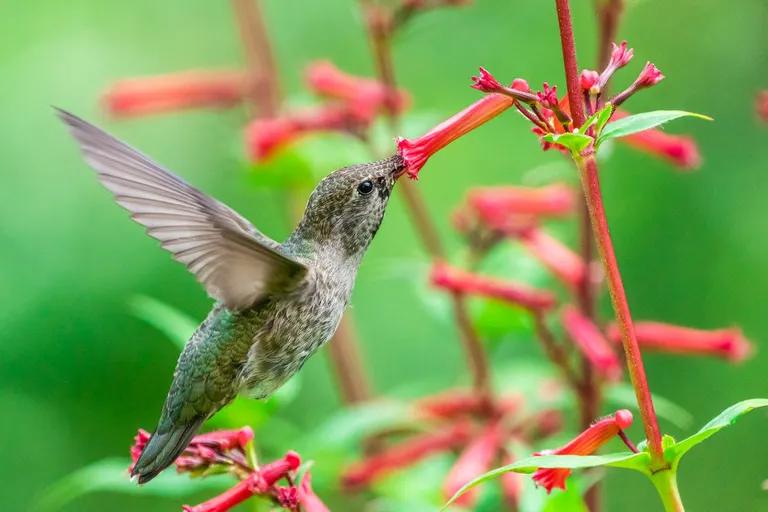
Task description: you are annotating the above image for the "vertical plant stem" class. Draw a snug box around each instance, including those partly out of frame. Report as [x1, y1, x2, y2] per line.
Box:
[554, 0, 665, 469]
[233, 0, 372, 404]
[359, 1, 492, 398]
[231, 0, 281, 117]
[651, 470, 686, 512]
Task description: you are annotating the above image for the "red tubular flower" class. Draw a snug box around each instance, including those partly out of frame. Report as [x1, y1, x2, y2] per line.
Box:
[580, 69, 600, 93]
[757, 90, 768, 122]
[598, 41, 634, 88]
[342, 421, 472, 489]
[471, 67, 504, 93]
[431, 262, 557, 312]
[518, 228, 586, 288]
[304, 60, 409, 121]
[613, 110, 701, 169]
[298, 472, 330, 512]
[102, 70, 247, 117]
[532, 410, 633, 493]
[245, 105, 367, 161]
[257, 451, 302, 490]
[183, 475, 258, 512]
[607, 321, 753, 362]
[537, 83, 559, 109]
[176, 427, 254, 476]
[561, 305, 622, 381]
[415, 389, 522, 419]
[468, 183, 576, 229]
[443, 422, 503, 507]
[397, 93, 516, 178]
[634, 62, 665, 88]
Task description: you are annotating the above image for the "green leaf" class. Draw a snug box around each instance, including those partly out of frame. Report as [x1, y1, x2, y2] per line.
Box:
[605, 384, 693, 429]
[597, 110, 712, 147]
[581, 104, 613, 136]
[670, 398, 768, 460]
[33, 458, 231, 512]
[541, 132, 594, 153]
[444, 452, 649, 508]
[128, 295, 197, 349]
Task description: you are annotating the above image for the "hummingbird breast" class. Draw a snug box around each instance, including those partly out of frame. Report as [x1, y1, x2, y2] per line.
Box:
[236, 260, 355, 398]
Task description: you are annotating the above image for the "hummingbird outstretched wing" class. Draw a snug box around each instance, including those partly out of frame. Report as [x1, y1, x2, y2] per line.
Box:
[57, 109, 307, 310]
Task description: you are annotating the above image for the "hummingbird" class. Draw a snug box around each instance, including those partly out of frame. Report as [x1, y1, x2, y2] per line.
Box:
[57, 109, 405, 484]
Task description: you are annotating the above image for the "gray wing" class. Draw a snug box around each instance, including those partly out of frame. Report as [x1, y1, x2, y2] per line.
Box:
[57, 108, 307, 310]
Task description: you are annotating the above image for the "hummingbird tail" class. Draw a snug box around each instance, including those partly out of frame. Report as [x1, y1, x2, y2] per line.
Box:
[131, 416, 205, 484]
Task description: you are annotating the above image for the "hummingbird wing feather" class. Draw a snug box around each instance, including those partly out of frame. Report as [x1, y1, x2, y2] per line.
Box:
[57, 109, 307, 310]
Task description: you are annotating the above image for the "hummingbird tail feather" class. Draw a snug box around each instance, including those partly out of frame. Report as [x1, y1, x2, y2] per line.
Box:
[131, 416, 205, 484]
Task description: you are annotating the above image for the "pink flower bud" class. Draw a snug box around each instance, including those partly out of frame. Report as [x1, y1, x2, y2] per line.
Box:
[259, 451, 301, 488]
[561, 305, 622, 381]
[275, 486, 299, 509]
[443, 422, 503, 507]
[471, 67, 504, 93]
[511, 78, 531, 93]
[607, 322, 754, 362]
[537, 82, 559, 109]
[342, 422, 472, 489]
[102, 70, 247, 117]
[298, 472, 331, 512]
[609, 41, 634, 69]
[613, 110, 701, 169]
[518, 228, 586, 288]
[431, 262, 557, 311]
[304, 60, 409, 121]
[532, 410, 633, 493]
[397, 93, 516, 178]
[634, 62, 665, 88]
[580, 69, 600, 92]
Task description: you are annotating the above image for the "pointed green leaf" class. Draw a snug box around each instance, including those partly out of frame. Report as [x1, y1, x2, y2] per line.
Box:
[129, 295, 197, 349]
[581, 104, 614, 136]
[33, 458, 231, 512]
[670, 398, 768, 460]
[597, 110, 712, 147]
[444, 452, 649, 508]
[541, 132, 594, 153]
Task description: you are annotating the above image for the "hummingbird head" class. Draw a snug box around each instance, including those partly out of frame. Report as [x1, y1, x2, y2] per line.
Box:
[292, 154, 406, 258]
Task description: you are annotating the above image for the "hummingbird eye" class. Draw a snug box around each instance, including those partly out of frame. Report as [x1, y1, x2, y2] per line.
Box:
[357, 179, 374, 195]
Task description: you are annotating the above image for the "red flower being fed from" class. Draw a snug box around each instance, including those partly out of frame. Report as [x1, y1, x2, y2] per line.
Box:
[607, 322, 753, 362]
[561, 305, 622, 381]
[102, 70, 247, 117]
[533, 410, 633, 493]
[431, 262, 557, 311]
[397, 93, 516, 178]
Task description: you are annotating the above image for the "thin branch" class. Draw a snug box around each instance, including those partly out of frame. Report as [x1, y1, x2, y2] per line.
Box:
[595, 0, 626, 69]
[358, 0, 492, 398]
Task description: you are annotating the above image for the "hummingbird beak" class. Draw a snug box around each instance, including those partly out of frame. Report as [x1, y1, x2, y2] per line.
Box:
[389, 155, 408, 180]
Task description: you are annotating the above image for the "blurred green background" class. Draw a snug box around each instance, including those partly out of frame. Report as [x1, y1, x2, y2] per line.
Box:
[2, 0, 767, 510]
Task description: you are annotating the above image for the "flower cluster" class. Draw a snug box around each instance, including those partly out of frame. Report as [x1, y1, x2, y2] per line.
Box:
[341, 388, 563, 509]
[129, 428, 328, 512]
[468, 41, 701, 170]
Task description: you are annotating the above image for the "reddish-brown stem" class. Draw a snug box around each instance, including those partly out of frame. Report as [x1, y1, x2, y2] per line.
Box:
[595, 0, 626, 68]
[578, 154, 664, 467]
[533, 313, 580, 389]
[554, 0, 665, 469]
[231, 0, 281, 117]
[233, 0, 372, 404]
[359, 1, 492, 398]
